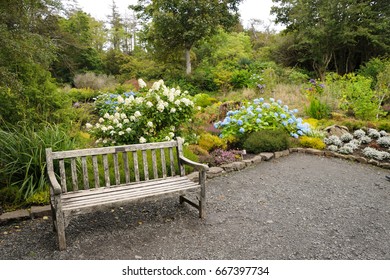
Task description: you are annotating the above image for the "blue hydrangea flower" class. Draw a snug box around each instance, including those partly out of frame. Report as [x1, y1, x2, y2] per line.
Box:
[256, 107, 262, 113]
[277, 99, 282, 105]
[287, 118, 295, 124]
[259, 98, 264, 102]
[282, 121, 288, 126]
[239, 127, 245, 133]
[280, 114, 286, 119]
[262, 103, 270, 109]
[293, 109, 299, 113]
[270, 98, 275, 102]
[258, 114, 262, 118]
[237, 120, 243, 126]
[256, 118, 261, 123]
[274, 112, 279, 117]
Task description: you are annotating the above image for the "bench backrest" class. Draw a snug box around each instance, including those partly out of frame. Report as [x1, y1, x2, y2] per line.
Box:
[46, 138, 186, 193]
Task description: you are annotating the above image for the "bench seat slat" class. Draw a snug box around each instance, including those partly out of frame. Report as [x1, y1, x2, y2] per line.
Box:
[62, 180, 199, 211]
[62, 176, 191, 199]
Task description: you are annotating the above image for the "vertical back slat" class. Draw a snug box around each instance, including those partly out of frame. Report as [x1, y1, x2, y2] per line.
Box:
[151, 149, 158, 179]
[70, 158, 78, 191]
[122, 152, 130, 183]
[169, 147, 175, 176]
[113, 153, 120, 186]
[133, 151, 140, 182]
[103, 154, 110, 187]
[176, 138, 185, 176]
[92, 155, 100, 188]
[81, 156, 89, 190]
[142, 150, 149, 181]
[59, 159, 67, 193]
[160, 148, 167, 178]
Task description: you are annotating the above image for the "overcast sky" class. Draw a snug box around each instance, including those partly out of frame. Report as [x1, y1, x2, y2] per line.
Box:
[72, 0, 283, 31]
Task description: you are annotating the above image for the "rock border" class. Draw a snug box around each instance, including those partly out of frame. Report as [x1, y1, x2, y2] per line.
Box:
[1, 148, 389, 225]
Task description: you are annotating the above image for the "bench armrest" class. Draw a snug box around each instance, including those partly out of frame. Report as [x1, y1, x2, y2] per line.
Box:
[47, 170, 62, 195]
[179, 156, 209, 172]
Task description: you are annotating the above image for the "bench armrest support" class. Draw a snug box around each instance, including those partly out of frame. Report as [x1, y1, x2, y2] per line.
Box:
[179, 155, 209, 172]
[47, 170, 62, 195]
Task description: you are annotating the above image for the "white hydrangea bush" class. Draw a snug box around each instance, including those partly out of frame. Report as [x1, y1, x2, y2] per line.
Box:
[86, 79, 194, 145]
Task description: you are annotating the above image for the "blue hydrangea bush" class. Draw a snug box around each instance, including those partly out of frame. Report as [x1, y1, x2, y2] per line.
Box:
[214, 98, 311, 140]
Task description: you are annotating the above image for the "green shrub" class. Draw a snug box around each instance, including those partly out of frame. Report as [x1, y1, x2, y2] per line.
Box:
[198, 133, 227, 152]
[193, 93, 218, 108]
[0, 186, 23, 210]
[243, 129, 290, 153]
[305, 98, 331, 119]
[299, 136, 326, 150]
[0, 124, 77, 199]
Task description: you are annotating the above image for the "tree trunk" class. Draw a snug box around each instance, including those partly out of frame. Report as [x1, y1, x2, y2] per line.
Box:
[185, 48, 191, 75]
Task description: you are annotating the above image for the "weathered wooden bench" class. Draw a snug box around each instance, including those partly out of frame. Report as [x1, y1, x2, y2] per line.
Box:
[46, 138, 209, 250]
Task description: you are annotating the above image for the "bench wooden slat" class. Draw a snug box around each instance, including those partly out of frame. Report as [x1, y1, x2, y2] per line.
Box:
[113, 153, 120, 186]
[142, 150, 149, 181]
[63, 182, 198, 211]
[50, 141, 178, 159]
[122, 152, 130, 184]
[92, 155, 100, 188]
[169, 147, 175, 176]
[152, 149, 158, 179]
[59, 159, 67, 193]
[62, 177, 191, 199]
[160, 148, 167, 178]
[133, 151, 140, 182]
[81, 156, 89, 190]
[71, 158, 78, 191]
[103, 154, 110, 187]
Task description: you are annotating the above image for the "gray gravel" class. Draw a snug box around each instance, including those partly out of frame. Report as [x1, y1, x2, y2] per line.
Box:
[1, 153, 389, 260]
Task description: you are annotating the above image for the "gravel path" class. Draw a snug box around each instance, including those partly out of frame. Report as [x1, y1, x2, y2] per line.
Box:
[1, 153, 389, 260]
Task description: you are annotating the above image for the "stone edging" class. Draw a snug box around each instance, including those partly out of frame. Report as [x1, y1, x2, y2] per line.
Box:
[187, 147, 390, 182]
[1, 148, 389, 225]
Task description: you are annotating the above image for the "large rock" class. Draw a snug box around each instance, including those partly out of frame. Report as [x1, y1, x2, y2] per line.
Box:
[207, 167, 224, 179]
[324, 125, 349, 137]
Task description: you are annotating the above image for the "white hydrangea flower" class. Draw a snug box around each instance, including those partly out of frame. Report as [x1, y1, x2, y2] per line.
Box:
[99, 118, 104, 123]
[147, 121, 153, 127]
[118, 131, 124, 136]
[103, 113, 110, 119]
[126, 128, 132, 133]
[146, 101, 153, 108]
[164, 136, 171, 141]
[116, 123, 123, 129]
[138, 79, 147, 88]
[117, 95, 124, 104]
[139, 137, 146, 144]
[123, 118, 129, 124]
[130, 116, 136, 122]
[169, 132, 174, 138]
[120, 113, 127, 119]
[170, 108, 176, 113]
[85, 123, 93, 129]
[134, 111, 141, 117]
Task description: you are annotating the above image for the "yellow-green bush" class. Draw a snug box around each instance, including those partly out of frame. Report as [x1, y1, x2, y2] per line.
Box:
[198, 133, 227, 152]
[299, 136, 326, 150]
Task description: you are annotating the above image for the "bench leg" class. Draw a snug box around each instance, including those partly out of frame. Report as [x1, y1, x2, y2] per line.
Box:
[56, 211, 67, 251]
[199, 171, 206, 219]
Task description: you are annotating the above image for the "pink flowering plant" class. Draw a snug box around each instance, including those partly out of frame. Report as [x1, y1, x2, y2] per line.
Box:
[214, 97, 311, 139]
[86, 79, 194, 145]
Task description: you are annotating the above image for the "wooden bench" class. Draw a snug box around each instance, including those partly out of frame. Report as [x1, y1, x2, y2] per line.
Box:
[45, 138, 209, 250]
